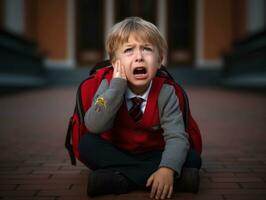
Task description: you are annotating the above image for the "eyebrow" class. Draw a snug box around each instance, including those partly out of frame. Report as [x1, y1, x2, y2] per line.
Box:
[123, 43, 153, 48]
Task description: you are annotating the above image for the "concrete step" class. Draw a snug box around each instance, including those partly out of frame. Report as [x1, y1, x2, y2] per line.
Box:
[222, 73, 266, 90]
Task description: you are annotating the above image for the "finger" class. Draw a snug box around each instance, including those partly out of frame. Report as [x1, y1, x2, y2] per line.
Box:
[120, 64, 126, 79]
[150, 181, 158, 199]
[118, 62, 122, 74]
[160, 185, 169, 199]
[167, 186, 173, 199]
[115, 60, 120, 71]
[146, 175, 154, 187]
[113, 60, 121, 78]
[155, 184, 164, 199]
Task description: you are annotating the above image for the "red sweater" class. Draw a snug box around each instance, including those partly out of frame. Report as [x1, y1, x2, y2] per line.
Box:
[100, 78, 165, 153]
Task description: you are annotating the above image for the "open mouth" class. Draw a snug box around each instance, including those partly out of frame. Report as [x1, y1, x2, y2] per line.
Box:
[133, 67, 147, 75]
[133, 67, 148, 79]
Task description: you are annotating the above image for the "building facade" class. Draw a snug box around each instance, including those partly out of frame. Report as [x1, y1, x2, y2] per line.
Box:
[0, 0, 265, 69]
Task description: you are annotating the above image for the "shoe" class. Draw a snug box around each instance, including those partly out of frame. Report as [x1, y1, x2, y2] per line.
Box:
[174, 168, 200, 193]
[87, 169, 131, 197]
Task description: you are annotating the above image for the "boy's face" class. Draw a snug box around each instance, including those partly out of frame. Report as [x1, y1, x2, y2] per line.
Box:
[114, 34, 161, 94]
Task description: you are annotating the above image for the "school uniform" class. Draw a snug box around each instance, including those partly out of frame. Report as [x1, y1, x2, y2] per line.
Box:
[79, 77, 201, 188]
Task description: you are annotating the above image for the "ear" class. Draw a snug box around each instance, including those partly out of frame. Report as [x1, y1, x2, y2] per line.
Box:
[111, 58, 116, 67]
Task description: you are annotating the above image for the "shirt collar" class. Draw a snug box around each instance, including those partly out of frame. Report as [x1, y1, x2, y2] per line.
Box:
[125, 81, 152, 101]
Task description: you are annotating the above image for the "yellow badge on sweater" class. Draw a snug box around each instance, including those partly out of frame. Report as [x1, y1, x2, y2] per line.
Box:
[95, 96, 107, 112]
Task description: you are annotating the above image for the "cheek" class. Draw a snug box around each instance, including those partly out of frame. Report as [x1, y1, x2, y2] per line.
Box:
[116, 54, 130, 65]
[124, 67, 132, 77]
[150, 56, 161, 69]
[119, 57, 132, 74]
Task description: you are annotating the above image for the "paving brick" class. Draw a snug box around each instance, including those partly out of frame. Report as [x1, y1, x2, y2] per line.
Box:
[0, 190, 36, 197]
[17, 184, 71, 190]
[211, 177, 264, 183]
[200, 189, 266, 195]
[38, 189, 86, 197]
[2, 198, 55, 200]
[251, 168, 266, 172]
[223, 195, 266, 200]
[59, 166, 87, 171]
[234, 172, 266, 178]
[239, 182, 266, 189]
[201, 172, 235, 178]
[27, 166, 61, 171]
[0, 174, 50, 180]
[0, 184, 17, 190]
[58, 195, 112, 200]
[50, 174, 87, 181]
[183, 195, 224, 200]
[1, 179, 84, 185]
[204, 168, 252, 173]
[32, 170, 82, 175]
[200, 182, 240, 189]
[0, 169, 33, 175]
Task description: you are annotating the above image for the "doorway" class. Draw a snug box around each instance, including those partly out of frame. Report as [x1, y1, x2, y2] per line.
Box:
[76, 0, 104, 65]
[167, 0, 195, 65]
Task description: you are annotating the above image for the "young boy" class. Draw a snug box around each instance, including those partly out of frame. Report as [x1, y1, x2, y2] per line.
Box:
[78, 17, 201, 199]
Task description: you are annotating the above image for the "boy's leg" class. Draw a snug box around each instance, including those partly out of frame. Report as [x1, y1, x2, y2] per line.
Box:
[174, 149, 202, 193]
[78, 133, 162, 188]
[78, 133, 141, 170]
[183, 149, 202, 169]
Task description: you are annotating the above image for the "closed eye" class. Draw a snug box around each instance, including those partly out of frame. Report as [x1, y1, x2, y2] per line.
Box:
[143, 47, 153, 52]
[124, 48, 133, 54]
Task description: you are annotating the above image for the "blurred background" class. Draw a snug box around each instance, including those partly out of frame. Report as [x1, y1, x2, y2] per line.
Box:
[0, 0, 265, 91]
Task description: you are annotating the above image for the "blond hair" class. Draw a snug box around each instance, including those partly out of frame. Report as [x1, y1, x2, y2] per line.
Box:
[106, 17, 167, 63]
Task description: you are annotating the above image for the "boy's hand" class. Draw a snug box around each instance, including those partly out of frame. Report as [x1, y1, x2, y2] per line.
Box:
[146, 167, 174, 199]
[112, 60, 127, 80]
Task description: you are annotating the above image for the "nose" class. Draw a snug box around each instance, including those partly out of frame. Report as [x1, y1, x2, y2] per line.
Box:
[135, 49, 143, 62]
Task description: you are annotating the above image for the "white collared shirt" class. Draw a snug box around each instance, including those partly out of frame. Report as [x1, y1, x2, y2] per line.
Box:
[125, 81, 152, 113]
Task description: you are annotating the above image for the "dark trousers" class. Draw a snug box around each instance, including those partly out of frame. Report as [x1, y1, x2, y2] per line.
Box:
[78, 133, 201, 188]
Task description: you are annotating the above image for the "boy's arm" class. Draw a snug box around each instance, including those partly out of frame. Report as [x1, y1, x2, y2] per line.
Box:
[158, 84, 190, 177]
[84, 77, 127, 133]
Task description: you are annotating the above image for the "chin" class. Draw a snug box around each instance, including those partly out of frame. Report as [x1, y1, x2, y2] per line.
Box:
[128, 80, 151, 91]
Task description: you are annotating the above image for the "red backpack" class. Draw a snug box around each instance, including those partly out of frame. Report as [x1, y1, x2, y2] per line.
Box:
[65, 60, 202, 165]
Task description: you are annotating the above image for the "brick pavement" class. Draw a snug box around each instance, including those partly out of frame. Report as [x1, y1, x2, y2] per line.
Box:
[0, 86, 265, 200]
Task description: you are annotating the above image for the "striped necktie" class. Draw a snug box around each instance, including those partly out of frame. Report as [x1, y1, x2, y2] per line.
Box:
[129, 97, 144, 122]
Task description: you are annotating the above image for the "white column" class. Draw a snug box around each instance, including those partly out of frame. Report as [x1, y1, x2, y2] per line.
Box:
[104, 0, 115, 59]
[157, 0, 167, 64]
[4, 0, 25, 34]
[246, 0, 265, 34]
[157, 0, 167, 40]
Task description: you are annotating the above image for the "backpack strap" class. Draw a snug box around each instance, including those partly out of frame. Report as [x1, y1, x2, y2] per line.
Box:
[90, 60, 112, 75]
[157, 69, 189, 129]
[65, 116, 77, 165]
[168, 79, 190, 129]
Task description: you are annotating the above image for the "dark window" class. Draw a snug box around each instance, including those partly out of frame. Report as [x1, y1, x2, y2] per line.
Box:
[76, 0, 104, 64]
[168, 0, 195, 65]
[115, 0, 156, 25]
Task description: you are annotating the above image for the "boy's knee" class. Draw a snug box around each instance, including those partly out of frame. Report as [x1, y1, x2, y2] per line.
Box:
[184, 149, 202, 169]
